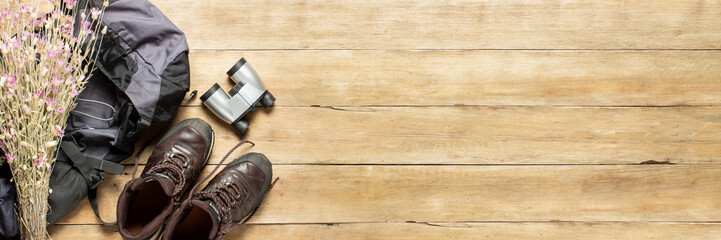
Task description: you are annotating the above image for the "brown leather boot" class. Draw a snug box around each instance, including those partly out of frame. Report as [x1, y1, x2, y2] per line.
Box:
[162, 152, 273, 240]
[117, 118, 214, 240]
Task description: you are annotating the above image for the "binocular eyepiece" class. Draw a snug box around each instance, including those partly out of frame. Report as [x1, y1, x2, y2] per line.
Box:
[200, 58, 275, 134]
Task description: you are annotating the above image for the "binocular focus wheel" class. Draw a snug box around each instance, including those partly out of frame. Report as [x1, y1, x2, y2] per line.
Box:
[232, 119, 249, 134]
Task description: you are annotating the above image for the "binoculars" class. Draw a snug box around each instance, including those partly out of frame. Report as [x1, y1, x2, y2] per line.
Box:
[200, 58, 275, 134]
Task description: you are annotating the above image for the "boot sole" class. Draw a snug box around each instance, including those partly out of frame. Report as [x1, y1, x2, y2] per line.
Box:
[201, 128, 216, 176]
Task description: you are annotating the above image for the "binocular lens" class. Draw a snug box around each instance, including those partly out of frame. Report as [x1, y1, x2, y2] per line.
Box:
[200, 83, 235, 124]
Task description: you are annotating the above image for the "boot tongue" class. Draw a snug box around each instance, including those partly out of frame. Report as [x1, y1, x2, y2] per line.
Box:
[130, 174, 176, 196]
[190, 199, 222, 238]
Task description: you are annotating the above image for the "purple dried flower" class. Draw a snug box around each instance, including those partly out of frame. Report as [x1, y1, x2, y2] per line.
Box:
[36, 37, 47, 46]
[65, 0, 78, 8]
[5, 153, 15, 163]
[47, 49, 57, 59]
[33, 90, 44, 98]
[10, 37, 20, 48]
[51, 76, 63, 86]
[54, 125, 64, 137]
[69, 89, 78, 96]
[2, 73, 16, 88]
[54, 106, 64, 114]
[90, 8, 101, 19]
[33, 157, 42, 167]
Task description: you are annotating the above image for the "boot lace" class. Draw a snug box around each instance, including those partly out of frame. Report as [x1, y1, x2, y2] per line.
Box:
[212, 176, 278, 239]
[192, 176, 251, 232]
[186, 140, 258, 239]
[145, 151, 191, 204]
[128, 131, 192, 205]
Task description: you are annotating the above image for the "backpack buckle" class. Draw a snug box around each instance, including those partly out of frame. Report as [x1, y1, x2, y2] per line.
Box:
[126, 118, 151, 139]
[60, 137, 125, 189]
[88, 172, 105, 189]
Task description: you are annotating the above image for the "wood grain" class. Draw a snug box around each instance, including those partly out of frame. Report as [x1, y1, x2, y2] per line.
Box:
[120, 106, 721, 165]
[149, 0, 721, 50]
[1, 0, 717, 238]
[56, 165, 721, 224]
[186, 50, 721, 107]
[50, 222, 721, 240]
[9, 0, 721, 50]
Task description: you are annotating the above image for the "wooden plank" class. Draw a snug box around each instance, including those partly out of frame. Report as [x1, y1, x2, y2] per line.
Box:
[186, 50, 721, 107]
[147, 0, 721, 50]
[50, 222, 721, 240]
[57, 165, 721, 224]
[121, 106, 721, 165]
[3, 1, 720, 50]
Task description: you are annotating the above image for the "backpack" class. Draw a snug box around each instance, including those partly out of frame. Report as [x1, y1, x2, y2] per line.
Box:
[47, 0, 191, 226]
[0, 161, 18, 240]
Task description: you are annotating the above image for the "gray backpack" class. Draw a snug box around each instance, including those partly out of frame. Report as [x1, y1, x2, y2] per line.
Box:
[48, 0, 191, 226]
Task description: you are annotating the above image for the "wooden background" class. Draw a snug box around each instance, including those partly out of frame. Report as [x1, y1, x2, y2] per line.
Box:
[48, 0, 721, 239]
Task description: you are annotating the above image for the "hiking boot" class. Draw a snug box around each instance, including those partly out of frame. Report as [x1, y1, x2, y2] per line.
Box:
[162, 152, 273, 240]
[117, 118, 215, 240]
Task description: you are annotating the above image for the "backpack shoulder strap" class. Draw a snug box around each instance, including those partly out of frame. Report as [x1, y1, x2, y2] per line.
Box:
[59, 136, 125, 225]
[88, 188, 116, 226]
[60, 138, 125, 187]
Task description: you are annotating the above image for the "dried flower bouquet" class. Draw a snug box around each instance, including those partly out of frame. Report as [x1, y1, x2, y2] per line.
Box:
[0, 0, 107, 238]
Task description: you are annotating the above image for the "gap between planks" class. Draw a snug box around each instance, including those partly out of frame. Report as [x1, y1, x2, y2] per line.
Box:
[58, 164, 721, 224]
[191, 48, 721, 51]
[184, 50, 721, 107]
[120, 106, 721, 165]
[50, 222, 721, 240]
